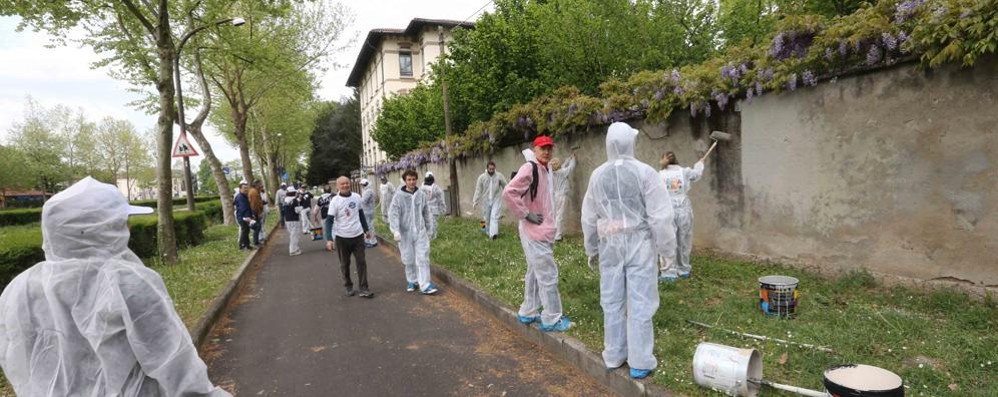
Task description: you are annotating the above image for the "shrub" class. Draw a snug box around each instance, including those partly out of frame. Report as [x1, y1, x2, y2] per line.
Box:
[0, 208, 42, 227]
[1, 207, 214, 287]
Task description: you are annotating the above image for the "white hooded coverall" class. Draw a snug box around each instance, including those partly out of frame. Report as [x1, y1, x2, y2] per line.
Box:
[380, 181, 395, 222]
[361, 184, 377, 245]
[422, 183, 447, 237]
[389, 185, 435, 290]
[658, 161, 703, 277]
[0, 177, 230, 397]
[472, 170, 507, 238]
[552, 156, 576, 240]
[581, 123, 676, 371]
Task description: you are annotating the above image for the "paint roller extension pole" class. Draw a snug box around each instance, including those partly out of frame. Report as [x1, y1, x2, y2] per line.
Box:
[699, 130, 731, 163]
[686, 320, 835, 353]
[749, 379, 827, 397]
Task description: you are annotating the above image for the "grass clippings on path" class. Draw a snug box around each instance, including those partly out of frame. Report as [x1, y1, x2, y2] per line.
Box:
[377, 215, 998, 396]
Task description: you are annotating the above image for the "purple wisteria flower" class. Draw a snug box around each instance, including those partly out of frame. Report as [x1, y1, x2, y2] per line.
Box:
[653, 89, 665, 101]
[761, 68, 775, 81]
[704, 103, 712, 117]
[867, 45, 882, 65]
[567, 103, 579, 116]
[895, 0, 926, 23]
[882, 32, 898, 51]
[739, 64, 749, 75]
[825, 47, 834, 61]
[839, 40, 849, 56]
[769, 33, 786, 58]
[755, 81, 764, 95]
[787, 73, 798, 91]
[933, 5, 948, 20]
[713, 91, 729, 110]
[960, 9, 973, 18]
[671, 69, 681, 83]
[674, 86, 685, 95]
[802, 70, 818, 86]
[690, 102, 699, 117]
[746, 87, 755, 101]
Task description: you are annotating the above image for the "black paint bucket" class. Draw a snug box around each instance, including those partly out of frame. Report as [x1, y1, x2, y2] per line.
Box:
[758, 275, 799, 317]
[823, 364, 904, 397]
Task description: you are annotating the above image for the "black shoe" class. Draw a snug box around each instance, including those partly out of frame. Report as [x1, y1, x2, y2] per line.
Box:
[358, 290, 374, 298]
[345, 288, 356, 297]
[491, 235, 498, 240]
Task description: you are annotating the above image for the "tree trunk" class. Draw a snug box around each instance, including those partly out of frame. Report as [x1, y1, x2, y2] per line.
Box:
[262, 128, 280, 204]
[154, 3, 178, 263]
[187, 127, 236, 225]
[232, 108, 254, 184]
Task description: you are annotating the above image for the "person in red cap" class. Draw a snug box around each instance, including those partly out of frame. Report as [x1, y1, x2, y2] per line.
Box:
[501, 135, 571, 332]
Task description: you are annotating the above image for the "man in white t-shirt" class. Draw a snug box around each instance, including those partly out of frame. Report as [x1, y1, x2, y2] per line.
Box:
[324, 176, 375, 298]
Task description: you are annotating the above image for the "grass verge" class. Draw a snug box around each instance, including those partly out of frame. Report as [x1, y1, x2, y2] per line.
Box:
[377, 216, 997, 396]
[0, 216, 274, 395]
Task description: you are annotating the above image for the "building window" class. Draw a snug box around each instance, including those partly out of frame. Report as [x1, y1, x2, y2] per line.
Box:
[399, 51, 413, 77]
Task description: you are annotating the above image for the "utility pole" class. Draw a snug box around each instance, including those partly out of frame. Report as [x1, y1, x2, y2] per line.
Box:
[438, 26, 460, 217]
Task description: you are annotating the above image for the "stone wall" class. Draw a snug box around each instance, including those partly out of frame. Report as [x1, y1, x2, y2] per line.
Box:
[378, 58, 998, 287]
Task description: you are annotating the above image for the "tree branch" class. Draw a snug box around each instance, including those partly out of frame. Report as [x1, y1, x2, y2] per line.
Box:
[191, 49, 213, 126]
[114, 11, 156, 78]
[120, 0, 156, 36]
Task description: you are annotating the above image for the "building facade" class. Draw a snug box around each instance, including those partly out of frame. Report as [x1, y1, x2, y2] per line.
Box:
[346, 18, 473, 175]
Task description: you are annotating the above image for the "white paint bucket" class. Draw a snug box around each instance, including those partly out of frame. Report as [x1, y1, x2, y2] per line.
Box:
[693, 342, 764, 397]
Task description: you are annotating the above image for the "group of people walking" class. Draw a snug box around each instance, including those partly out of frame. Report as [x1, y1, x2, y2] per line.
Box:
[264, 121, 707, 381]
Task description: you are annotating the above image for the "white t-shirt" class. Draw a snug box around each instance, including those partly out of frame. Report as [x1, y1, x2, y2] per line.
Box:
[329, 192, 366, 238]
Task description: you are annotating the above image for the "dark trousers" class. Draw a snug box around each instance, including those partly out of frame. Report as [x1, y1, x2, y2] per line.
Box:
[238, 219, 251, 249]
[251, 220, 261, 245]
[336, 235, 368, 291]
[278, 205, 286, 228]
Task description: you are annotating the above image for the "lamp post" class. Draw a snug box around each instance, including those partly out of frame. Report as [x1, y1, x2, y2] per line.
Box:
[175, 17, 246, 211]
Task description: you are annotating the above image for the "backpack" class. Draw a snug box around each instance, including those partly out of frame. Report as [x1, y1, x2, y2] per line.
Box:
[519, 161, 540, 201]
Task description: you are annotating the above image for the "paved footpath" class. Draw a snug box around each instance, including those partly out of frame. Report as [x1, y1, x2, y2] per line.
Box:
[204, 227, 612, 397]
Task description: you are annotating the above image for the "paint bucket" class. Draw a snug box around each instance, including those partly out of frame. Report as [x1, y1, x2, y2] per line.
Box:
[693, 342, 763, 397]
[759, 275, 800, 317]
[823, 364, 904, 397]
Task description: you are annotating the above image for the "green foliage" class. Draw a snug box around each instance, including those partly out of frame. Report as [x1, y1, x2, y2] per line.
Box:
[0, 208, 43, 227]
[378, 0, 998, 173]
[0, 225, 44, 288]
[371, 84, 446, 160]
[306, 95, 362, 185]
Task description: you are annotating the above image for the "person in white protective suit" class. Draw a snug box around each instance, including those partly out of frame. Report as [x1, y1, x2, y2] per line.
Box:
[299, 187, 315, 234]
[550, 153, 576, 241]
[658, 151, 704, 282]
[421, 172, 447, 238]
[581, 122, 676, 380]
[379, 176, 394, 223]
[0, 177, 231, 397]
[360, 179, 378, 248]
[502, 136, 571, 332]
[389, 169, 439, 295]
[284, 187, 304, 256]
[472, 161, 507, 240]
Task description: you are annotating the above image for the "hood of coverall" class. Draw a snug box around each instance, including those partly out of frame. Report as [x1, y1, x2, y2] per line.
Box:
[41, 177, 149, 262]
[521, 148, 536, 162]
[606, 122, 639, 162]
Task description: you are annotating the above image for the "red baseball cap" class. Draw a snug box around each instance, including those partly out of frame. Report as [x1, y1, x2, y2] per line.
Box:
[533, 135, 554, 148]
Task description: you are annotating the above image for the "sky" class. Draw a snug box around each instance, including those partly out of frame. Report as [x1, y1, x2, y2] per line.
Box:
[0, 0, 493, 167]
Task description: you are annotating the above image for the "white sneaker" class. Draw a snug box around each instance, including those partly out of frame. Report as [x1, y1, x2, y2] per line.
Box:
[290, 250, 302, 256]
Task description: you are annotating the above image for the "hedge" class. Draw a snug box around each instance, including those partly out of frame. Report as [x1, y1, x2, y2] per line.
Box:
[0, 208, 43, 227]
[0, 196, 222, 227]
[1, 205, 220, 289]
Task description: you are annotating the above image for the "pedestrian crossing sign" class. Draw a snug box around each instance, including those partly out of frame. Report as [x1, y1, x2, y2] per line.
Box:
[172, 133, 200, 157]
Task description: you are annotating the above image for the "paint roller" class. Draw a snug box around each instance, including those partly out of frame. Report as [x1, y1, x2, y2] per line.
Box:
[699, 130, 732, 163]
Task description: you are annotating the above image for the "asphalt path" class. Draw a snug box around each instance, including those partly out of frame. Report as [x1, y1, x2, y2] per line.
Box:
[204, 227, 612, 397]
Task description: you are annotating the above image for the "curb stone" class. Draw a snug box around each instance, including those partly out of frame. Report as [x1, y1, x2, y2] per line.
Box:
[192, 222, 279, 349]
[377, 236, 675, 397]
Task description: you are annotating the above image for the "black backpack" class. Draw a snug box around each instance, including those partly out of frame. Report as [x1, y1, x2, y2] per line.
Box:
[519, 161, 540, 201]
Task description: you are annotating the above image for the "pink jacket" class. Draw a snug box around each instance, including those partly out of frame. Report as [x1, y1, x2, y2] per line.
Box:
[502, 161, 556, 242]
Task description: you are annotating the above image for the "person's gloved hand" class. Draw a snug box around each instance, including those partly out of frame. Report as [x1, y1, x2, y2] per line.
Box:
[587, 255, 599, 272]
[525, 212, 544, 225]
[393, 232, 402, 241]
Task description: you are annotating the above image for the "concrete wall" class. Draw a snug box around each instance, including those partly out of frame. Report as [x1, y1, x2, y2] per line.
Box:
[379, 58, 998, 287]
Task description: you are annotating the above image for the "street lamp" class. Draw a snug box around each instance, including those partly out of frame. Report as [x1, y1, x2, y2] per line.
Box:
[175, 17, 245, 211]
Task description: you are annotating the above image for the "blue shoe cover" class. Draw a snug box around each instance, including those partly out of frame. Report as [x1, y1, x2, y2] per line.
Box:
[629, 368, 653, 379]
[539, 316, 572, 332]
[517, 315, 540, 324]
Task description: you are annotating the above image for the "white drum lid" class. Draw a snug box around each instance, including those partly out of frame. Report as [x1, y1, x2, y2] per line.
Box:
[759, 275, 800, 286]
[824, 364, 904, 390]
